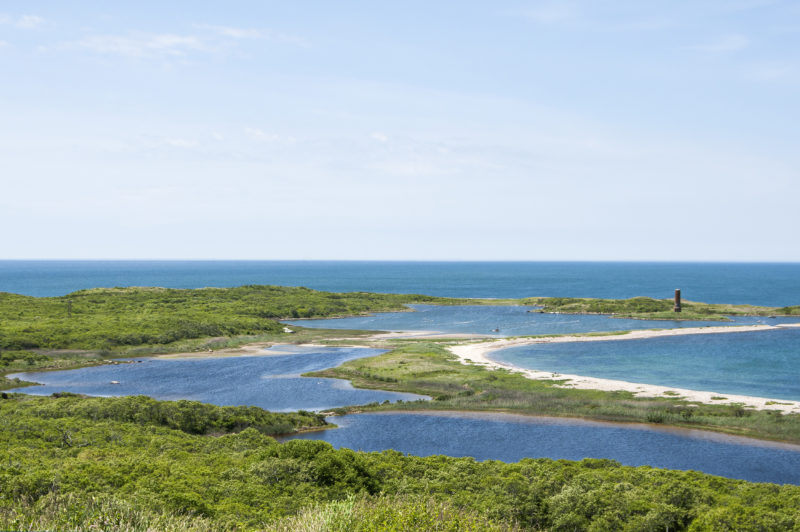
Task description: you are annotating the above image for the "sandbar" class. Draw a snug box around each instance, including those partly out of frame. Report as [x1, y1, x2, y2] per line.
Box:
[449, 324, 800, 414]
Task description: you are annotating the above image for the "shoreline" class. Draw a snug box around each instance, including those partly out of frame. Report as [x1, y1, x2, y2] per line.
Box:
[155, 342, 379, 359]
[450, 324, 800, 414]
[322, 409, 800, 452]
[155, 331, 490, 359]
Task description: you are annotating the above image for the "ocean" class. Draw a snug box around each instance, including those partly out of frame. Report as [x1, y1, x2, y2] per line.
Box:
[2, 260, 799, 306]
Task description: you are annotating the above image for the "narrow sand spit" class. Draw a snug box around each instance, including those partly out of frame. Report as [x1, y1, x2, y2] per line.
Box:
[449, 324, 800, 414]
[157, 343, 372, 359]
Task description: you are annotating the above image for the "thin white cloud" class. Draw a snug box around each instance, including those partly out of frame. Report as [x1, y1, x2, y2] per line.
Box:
[16, 14, 44, 29]
[193, 23, 262, 39]
[0, 13, 45, 29]
[194, 23, 309, 46]
[0, 40, 8, 48]
[370, 132, 389, 143]
[75, 33, 207, 57]
[245, 128, 280, 142]
[67, 24, 306, 59]
[689, 34, 750, 53]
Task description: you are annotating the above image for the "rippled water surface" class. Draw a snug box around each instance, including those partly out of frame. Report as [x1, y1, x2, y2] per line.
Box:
[284, 411, 800, 485]
[287, 304, 800, 336]
[8, 345, 423, 411]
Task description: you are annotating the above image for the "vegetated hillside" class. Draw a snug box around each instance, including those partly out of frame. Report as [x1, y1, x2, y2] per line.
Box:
[2, 394, 799, 531]
[522, 296, 800, 320]
[0, 285, 459, 351]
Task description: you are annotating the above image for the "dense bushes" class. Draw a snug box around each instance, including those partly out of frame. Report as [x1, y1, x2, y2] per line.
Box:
[0, 350, 48, 368]
[2, 394, 800, 531]
[27, 394, 328, 436]
[0, 286, 458, 351]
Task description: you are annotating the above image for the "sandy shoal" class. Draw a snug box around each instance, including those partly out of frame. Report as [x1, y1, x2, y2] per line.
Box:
[450, 324, 800, 414]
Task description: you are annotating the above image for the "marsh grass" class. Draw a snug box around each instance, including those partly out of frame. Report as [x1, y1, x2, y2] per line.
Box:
[309, 342, 800, 443]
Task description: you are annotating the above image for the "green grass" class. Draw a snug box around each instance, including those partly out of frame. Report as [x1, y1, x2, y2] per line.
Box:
[3, 393, 800, 531]
[522, 296, 800, 320]
[308, 341, 800, 443]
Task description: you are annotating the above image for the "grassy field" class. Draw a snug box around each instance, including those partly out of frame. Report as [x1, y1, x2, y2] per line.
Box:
[308, 341, 800, 444]
[3, 393, 799, 531]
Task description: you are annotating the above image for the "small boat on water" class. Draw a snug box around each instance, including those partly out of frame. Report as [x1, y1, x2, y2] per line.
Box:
[110, 380, 120, 385]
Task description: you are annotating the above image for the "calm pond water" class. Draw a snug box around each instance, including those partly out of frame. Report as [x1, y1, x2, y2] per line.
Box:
[284, 411, 800, 485]
[493, 327, 800, 401]
[8, 345, 423, 412]
[3, 260, 800, 306]
[286, 304, 800, 337]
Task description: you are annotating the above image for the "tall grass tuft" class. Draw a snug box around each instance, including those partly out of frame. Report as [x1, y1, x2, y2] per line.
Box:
[267, 495, 520, 531]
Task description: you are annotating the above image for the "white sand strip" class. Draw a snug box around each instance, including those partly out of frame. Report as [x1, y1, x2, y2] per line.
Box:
[449, 324, 800, 414]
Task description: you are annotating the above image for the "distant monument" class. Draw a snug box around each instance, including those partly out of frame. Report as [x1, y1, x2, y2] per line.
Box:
[674, 289, 681, 313]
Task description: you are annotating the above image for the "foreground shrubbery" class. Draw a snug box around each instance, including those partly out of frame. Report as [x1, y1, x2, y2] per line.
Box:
[2, 394, 800, 531]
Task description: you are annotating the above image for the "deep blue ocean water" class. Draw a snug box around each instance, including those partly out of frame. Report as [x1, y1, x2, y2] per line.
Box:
[288, 303, 800, 336]
[7, 345, 423, 412]
[283, 412, 800, 485]
[2, 260, 799, 306]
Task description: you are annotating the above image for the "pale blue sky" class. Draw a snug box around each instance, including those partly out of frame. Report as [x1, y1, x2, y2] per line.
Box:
[2, 1, 799, 260]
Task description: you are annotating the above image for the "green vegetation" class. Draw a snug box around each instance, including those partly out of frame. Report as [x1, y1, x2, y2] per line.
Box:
[3, 394, 800, 531]
[16, 394, 328, 436]
[5, 288, 795, 357]
[3, 286, 800, 529]
[269, 496, 515, 531]
[309, 342, 800, 443]
[0, 286, 468, 353]
[523, 296, 800, 321]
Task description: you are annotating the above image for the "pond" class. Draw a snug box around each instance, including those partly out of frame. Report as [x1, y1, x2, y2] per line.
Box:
[8, 345, 423, 412]
[284, 411, 800, 485]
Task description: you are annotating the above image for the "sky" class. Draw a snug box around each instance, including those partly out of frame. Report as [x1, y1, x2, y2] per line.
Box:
[1, 1, 799, 261]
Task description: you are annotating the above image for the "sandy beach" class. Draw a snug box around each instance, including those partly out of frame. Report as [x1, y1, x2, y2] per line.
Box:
[155, 323, 800, 413]
[449, 324, 800, 414]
